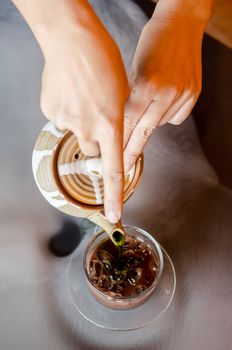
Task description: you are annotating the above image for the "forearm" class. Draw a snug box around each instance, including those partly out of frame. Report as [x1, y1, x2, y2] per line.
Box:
[11, 0, 95, 56]
[153, 0, 214, 28]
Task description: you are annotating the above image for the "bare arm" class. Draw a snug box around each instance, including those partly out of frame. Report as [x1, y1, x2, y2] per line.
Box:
[12, 0, 129, 223]
[154, 0, 214, 21]
[124, 0, 214, 172]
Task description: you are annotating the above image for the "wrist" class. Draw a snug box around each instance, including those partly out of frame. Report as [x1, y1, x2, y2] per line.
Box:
[152, 0, 214, 29]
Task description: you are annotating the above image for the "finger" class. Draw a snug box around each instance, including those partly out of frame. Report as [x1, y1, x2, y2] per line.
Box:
[63, 117, 101, 156]
[78, 138, 100, 157]
[159, 92, 193, 126]
[55, 113, 77, 132]
[54, 120, 66, 131]
[124, 87, 151, 148]
[124, 99, 172, 172]
[168, 97, 196, 125]
[99, 128, 124, 224]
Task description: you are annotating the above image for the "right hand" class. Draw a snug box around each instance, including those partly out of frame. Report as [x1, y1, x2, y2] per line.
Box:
[39, 4, 129, 223]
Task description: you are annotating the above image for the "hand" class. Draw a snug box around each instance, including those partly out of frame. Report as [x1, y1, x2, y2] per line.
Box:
[39, 4, 129, 223]
[123, 15, 204, 172]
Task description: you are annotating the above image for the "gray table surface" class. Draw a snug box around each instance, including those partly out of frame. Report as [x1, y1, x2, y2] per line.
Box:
[0, 0, 232, 349]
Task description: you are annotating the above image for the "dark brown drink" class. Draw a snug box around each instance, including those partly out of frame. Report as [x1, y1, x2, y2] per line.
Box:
[88, 236, 158, 298]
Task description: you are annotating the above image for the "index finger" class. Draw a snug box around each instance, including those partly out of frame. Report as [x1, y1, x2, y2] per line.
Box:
[99, 127, 124, 224]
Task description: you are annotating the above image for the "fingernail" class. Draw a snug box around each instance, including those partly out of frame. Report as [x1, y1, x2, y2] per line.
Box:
[107, 211, 120, 224]
[168, 116, 182, 125]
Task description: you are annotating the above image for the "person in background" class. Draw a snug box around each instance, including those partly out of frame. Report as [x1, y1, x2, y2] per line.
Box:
[11, 0, 214, 226]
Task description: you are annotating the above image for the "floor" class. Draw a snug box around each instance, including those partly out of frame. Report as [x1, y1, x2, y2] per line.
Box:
[0, 1, 232, 349]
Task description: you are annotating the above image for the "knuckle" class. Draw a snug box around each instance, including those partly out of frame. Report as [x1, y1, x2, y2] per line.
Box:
[40, 100, 50, 118]
[136, 126, 154, 140]
[54, 113, 68, 130]
[186, 88, 195, 98]
[102, 120, 120, 140]
[155, 86, 177, 102]
[105, 170, 123, 183]
[55, 120, 66, 130]
[130, 151, 141, 161]
[180, 89, 194, 103]
[170, 84, 184, 97]
[80, 145, 97, 157]
[190, 78, 202, 97]
[174, 87, 184, 99]
[78, 128, 90, 140]
[149, 79, 162, 93]
[56, 113, 66, 125]
[195, 85, 202, 97]
[184, 84, 201, 99]
[143, 79, 157, 96]
[124, 115, 137, 129]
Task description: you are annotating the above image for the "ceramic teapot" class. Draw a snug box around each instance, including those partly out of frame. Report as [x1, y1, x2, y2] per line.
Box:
[32, 122, 143, 245]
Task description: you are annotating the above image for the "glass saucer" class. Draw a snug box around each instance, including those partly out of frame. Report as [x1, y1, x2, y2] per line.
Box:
[67, 231, 176, 331]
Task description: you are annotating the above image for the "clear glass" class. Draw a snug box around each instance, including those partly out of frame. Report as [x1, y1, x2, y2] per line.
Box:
[67, 224, 176, 330]
[83, 226, 164, 310]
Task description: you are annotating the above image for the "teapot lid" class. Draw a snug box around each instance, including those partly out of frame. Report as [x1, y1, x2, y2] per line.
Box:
[33, 122, 143, 212]
[53, 131, 143, 207]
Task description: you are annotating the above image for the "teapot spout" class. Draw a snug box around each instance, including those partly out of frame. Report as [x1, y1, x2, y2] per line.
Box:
[87, 212, 125, 246]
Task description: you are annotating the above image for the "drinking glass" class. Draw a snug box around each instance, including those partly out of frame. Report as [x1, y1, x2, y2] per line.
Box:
[67, 223, 176, 330]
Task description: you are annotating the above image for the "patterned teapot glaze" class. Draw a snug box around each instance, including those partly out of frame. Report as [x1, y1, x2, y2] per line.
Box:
[32, 122, 143, 245]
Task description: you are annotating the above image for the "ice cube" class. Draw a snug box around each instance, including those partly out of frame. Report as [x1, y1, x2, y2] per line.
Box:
[144, 273, 155, 285]
[150, 260, 158, 272]
[116, 284, 123, 293]
[136, 242, 147, 251]
[123, 249, 135, 258]
[134, 285, 146, 295]
[135, 242, 150, 256]
[96, 249, 114, 263]
[127, 268, 142, 285]
[103, 261, 113, 275]
[106, 281, 114, 290]
[89, 261, 101, 279]
[98, 276, 107, 289]
[130, 256, 143, 267]
[110, 270, 127, 284]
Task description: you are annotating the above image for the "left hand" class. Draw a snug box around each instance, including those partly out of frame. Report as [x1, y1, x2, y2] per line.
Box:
[123, 16, 204, 172]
